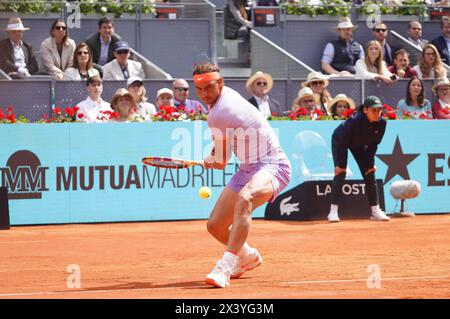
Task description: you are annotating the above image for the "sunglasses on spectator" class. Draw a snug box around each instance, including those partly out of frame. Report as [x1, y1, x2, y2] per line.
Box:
[311, 81, 324, 86]
[174, 87, 189, 92]
[77, 51, 89, 55]
[117, 50, 130, 55]
[302, 99, 315, 104]
[129, 82, 143, 88]
[55, 26, 67, 30]
[374, 28, 387, 33]
[256, 82, 267, 87]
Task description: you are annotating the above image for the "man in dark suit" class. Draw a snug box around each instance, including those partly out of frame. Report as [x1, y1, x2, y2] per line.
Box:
[372, 22, 396, 67]
[0, 18, 38, 79]
[246, 71, 282, 117]
[430, 16, 450, 66]
[85, 17, 121, 66]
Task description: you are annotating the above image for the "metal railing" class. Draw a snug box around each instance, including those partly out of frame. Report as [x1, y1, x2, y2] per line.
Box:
[250, 29, 314, 78]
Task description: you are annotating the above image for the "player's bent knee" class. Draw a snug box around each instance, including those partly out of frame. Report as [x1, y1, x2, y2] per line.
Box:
[235, 191, 253, 215]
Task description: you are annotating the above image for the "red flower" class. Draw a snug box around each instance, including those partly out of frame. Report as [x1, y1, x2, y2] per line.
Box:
[177, 105, 185, 113]
[315, 109, 324, 117]
[296, 107, 308, 117]
[387, 111, 397, 120]
[271, 112, 278, 117]
[0, 108, 4, 120]
[53, 107, 62, 115]
[7, 105, 13, 114]
[6, 113, 15, 123]
[65, 107, 76, 117]
[160, 105, 176, 115]
[342, 108, 355, 118]
[77, 113, 85, 119]
[196, 105, 203, 113]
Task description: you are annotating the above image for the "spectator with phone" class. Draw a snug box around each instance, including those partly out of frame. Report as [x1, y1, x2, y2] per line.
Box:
[388, 49, 417, 79]
[355, 40, 397, 84]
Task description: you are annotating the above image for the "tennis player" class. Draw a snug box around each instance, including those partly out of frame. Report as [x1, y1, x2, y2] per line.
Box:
[193, 62, 291, 288]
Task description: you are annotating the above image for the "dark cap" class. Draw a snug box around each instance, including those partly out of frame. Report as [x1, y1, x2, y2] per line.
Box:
[363, 96, 383, 108]
[114, 41, 131, 52]
[86, 75, 102, 86]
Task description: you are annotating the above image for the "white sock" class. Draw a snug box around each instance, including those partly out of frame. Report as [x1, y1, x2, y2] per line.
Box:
[222, 251, 238, 267]
[238, 243, 252, 258]
[330, 204, 338, 214]
[371, 205, 380, 214]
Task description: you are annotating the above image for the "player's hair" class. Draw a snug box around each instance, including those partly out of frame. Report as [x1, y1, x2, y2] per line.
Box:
[192, 62, 220, 75]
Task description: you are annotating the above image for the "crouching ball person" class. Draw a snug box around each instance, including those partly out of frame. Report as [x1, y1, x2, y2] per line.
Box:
[328, 96, 390, 222]
[193, 62, 291, 288]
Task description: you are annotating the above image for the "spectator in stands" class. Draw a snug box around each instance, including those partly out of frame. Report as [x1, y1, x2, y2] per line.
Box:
[110, 88, 139, 122]
[76, 76, 112, 123]
[40, 19, 76, 80]
[246, 71, 281, 118]
[292, 87, 320, 119]
[396, 76, 432, 119]
[388, 49, 417, 79]
[413, 43, 447, 80]
[327, 94, 356, 119]
[431, 78, 450, 119]
[172, 79, 207, 113]
[301, 71, 332, 115]
[355, 40, 396, 84]
[430, 16, 450, 65]
[85, 17, 121, 66]
[321, 17, 364, 76]
[224, 0, 253, 40]
[155, 88, 175, 109]
[372, 21, 396, 67]
[127, 76, 157, 121]
[64, 42, 100, 80]
[102, 41, 145, 80]
[0, 18, 37, 79]
[407, 20, 428, 50]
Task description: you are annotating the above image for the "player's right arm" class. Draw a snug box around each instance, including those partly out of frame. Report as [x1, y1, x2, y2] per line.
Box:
[204, 135, 231, 170]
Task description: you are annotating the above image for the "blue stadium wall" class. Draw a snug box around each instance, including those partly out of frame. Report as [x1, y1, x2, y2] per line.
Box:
[0, 121, 449, 225]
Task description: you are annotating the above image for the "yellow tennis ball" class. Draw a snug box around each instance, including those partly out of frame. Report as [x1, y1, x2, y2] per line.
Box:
[199, 186, 211, 199]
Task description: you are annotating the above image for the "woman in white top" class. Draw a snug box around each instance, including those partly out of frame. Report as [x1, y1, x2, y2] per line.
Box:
[126, 76, 157, 121]
[355, 40, 396, 84]
[40, 19, 76, 80]
[64, 42, 100, 80]
[413, 43, 447, 80]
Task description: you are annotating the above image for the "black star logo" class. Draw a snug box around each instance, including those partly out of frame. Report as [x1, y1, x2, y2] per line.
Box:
[376, 136, 420, 185]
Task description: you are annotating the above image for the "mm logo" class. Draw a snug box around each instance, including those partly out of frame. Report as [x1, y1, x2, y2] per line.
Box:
[0, 150, 49, 200]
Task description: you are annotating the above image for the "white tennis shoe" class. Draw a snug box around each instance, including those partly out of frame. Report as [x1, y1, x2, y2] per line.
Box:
[370, 209, 390, 221]
[327, 211, 340, 222]
[231, 247, 263, 279]
[205, 259, 233, 288]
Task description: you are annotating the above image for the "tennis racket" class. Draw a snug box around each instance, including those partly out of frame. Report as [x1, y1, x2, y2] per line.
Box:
[142, 156, 204, 169]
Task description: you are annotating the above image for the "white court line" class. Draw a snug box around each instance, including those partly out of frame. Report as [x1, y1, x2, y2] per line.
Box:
[1, 275, 449, 298]
[280, 275, 450, 285]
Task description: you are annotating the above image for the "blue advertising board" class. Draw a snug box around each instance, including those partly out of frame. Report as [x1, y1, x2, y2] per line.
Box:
[0, 120, 449, 225]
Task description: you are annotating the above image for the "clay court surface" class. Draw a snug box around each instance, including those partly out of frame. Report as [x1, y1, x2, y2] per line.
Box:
[0, 215, 449, 299]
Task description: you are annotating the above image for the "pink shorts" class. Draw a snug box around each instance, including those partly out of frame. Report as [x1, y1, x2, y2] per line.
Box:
[227, 160, 291, 203]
